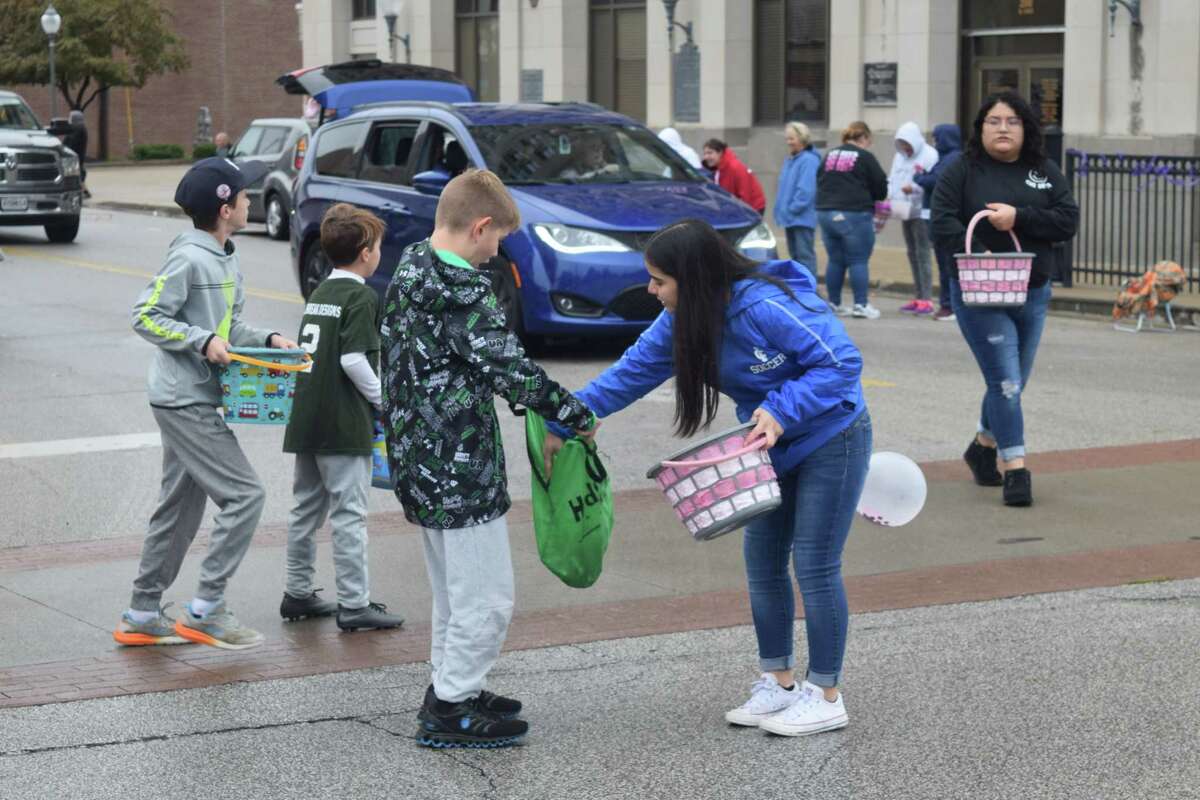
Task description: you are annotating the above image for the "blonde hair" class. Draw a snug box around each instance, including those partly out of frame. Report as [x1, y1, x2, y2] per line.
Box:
[841, 121, 871, 144]
[785, 121, 812, 147]
[435, 168, 521, 232]
[320, 203, 386, 266]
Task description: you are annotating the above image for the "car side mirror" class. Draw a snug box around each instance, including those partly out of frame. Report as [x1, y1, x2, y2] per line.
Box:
[413, 169, 451, 196]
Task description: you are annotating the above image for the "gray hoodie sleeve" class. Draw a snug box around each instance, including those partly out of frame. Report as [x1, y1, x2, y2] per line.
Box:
[226, 273, 275, 348]
[130, 251, 212, 353]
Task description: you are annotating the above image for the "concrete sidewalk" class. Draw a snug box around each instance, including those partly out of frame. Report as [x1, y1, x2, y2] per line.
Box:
[84, 163, 1198, 321]
[3, 577, 1199, 799]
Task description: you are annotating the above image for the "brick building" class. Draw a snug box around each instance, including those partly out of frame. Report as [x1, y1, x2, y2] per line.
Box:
[14, 0, 303, 161]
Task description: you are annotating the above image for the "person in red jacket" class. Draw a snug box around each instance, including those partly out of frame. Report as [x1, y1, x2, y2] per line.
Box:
[702, 138, 766, 213]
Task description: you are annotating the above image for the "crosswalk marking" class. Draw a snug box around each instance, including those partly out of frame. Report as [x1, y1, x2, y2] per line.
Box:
[0, 433, 161, 460]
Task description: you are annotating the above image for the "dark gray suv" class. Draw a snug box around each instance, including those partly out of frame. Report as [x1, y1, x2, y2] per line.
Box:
[231, 118, 311, 240]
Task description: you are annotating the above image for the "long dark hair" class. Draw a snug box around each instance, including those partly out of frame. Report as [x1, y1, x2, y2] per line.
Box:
[643, 219, 794, 438]
[966, 91, 1046, 166]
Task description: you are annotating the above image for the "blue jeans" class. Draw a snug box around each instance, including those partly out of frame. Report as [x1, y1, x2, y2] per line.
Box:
[785, 225, 817, 272]
[927, 220, 954, 311]
[817, 210, 875, 307]
[950, 280, 1051, 462]
[742, 411, 872, 688]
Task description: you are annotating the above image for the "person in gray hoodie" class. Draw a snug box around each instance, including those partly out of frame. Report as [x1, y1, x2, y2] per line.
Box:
[114, 157, 298, 651]
[888, 122, 939, 315]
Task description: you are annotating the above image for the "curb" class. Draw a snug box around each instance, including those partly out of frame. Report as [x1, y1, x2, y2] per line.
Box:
[89, 200, 185, 218]
[87, 159, 194, 169]
[874, 279, 1200, 323]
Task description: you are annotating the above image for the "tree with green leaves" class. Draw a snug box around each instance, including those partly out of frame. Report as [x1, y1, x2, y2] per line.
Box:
[0, 0, 189, 111]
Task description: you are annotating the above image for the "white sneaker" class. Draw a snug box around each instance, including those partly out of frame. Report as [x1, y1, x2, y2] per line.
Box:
[724, 673, 802, 727]
[851, 303, 881, 320]
[759, 681, 848, 737]
[830, 304, 851, 316]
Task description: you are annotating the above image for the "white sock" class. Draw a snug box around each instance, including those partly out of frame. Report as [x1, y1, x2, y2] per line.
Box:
[190, 597, 219, 618]
[126, 608, 158, 624]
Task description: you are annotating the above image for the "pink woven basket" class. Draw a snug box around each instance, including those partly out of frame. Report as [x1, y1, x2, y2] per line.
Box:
[646, 423, 782, 542]
[954, 209, 1036, 307]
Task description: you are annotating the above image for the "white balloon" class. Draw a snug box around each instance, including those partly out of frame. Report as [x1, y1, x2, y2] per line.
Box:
[857, 451, 927, 527]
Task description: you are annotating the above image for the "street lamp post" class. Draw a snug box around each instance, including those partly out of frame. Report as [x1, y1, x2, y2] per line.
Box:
[383, 0, 411, 64]
[40, 4, 62, 122]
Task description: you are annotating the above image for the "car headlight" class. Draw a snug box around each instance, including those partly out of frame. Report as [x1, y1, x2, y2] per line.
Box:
[533, 223, 631, 255]
[737, 222, 777, 251]
[60, 150, 80, 178]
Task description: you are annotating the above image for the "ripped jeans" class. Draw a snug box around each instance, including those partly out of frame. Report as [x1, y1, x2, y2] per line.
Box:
[950, 280, 1051, 462]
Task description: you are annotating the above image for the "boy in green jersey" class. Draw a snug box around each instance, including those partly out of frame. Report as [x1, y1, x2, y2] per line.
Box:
[281, 203, 404, 632]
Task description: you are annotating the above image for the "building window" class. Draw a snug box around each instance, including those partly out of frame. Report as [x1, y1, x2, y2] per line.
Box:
[456, 0, 500, 102]
[589, 0, 646, 123]
[352, 0, 376, 21]
[754, 0, 828, 124]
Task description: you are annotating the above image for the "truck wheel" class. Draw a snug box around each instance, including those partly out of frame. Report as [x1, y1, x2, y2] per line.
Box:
[45, 217, 80, 243]
[265, 195, 289, 240]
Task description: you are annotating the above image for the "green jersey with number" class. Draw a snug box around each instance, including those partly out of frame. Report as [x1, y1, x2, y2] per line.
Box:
[283, 277, 379, 455]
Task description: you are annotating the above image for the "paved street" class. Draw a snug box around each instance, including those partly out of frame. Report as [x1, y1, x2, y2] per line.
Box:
[2, 203, 1200, 799]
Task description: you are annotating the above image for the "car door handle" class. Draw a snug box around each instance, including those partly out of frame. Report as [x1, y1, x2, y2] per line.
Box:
[381, 202, 410, 216]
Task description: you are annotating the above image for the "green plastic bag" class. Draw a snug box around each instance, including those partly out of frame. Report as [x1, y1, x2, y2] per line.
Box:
[524, 410, 613, 588]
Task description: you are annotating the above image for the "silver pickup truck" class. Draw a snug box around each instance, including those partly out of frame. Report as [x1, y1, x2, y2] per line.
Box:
[0, 90, 82, 243]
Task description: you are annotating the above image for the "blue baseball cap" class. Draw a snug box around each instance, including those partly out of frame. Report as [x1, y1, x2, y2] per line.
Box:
[174, 157, 269, 219]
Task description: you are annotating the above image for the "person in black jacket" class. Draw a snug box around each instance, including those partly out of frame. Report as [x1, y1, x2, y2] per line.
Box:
[914, 123, 963, 320]
[931, 91, 1078, 507]
[816, 121, 889, 319]
[63, 109, 89, 197]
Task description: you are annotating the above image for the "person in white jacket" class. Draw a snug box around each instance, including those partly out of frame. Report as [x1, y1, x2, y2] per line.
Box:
[658, 126, 702, 170]
[889, 122, 939, 315]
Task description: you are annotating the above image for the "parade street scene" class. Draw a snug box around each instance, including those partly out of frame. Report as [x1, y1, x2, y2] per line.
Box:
[1, 1, 1199, 799]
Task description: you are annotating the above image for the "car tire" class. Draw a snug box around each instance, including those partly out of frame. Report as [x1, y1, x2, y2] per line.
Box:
[44, 217, 80, 243]
[300, 239, 331, 300]
[486, 256, 543, 353]
[265, 194, 289, 240]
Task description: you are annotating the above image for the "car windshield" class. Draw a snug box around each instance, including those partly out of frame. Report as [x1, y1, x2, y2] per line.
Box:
[468, 123, 702, 185]
[0, 99, 41, 130]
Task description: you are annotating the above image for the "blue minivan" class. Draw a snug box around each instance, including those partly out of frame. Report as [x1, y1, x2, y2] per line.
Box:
[288, 97, 776, 341]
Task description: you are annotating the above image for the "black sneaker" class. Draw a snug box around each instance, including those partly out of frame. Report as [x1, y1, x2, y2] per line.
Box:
[416, 693, 528, 749]
[424, 684, 522, 719]
[336, 602, 404, 632]
[1003, 468, 1033, 507]
[280, 589, 337, 621]
[963, 440, 1004, 487]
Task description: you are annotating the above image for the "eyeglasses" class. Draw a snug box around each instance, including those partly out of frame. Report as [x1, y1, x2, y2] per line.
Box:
[984, 116, 1023, 129]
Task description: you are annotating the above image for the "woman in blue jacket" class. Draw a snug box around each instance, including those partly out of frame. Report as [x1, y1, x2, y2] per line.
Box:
[773, 122, 821, 270]
[545, 219, 871, 737]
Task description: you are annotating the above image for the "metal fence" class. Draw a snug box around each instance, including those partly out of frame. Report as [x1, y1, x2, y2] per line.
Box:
[1065, 150, 1200, 292]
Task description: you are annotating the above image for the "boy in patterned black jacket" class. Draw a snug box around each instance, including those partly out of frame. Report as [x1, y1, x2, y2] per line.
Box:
[380, 169, 596, 748]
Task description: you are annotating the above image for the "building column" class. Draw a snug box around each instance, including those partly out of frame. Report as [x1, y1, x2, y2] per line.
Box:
[827, 0, 865, 132]
[499, 0, 588, 104]
[410, 0, 454, 71]
[299, 0, 350, 66]
[694, 0, 752, 135]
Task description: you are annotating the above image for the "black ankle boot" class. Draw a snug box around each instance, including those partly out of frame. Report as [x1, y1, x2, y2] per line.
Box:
[280, 589, 337, 621]
[1003, 468, 1033, 507]
[963, 440, 1003, 486]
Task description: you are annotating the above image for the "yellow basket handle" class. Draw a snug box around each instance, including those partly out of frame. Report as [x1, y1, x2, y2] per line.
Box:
[226, 351, 312, 372]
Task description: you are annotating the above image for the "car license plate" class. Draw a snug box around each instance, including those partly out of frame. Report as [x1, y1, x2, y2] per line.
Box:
[1, 196, 28, 212]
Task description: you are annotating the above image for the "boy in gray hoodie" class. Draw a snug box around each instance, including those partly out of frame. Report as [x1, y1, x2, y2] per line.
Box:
[114, 158, 297, 650]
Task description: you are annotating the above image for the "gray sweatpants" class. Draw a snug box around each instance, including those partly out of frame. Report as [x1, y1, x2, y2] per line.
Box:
[130, 405, 266, 612]
[286, 453, 371, 609]
[421, 516, 515, 703]
[902, 217, 934, 301]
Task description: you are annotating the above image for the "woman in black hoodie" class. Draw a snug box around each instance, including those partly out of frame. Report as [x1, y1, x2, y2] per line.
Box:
[931, 91, 1078, 507]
